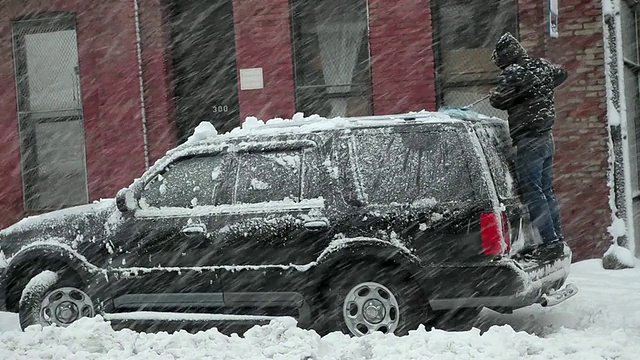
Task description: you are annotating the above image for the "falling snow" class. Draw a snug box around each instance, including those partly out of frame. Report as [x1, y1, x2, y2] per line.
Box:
[0, 0, 637, 359]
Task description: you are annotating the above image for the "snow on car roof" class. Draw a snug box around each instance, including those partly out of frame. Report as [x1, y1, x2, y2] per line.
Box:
[184, 109, 499, 146]
[185, 111, 447, 145]
[135, 109, 502, 186]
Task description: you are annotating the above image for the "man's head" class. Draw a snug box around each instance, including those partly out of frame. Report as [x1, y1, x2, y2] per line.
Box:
[491, 32, 528, 69]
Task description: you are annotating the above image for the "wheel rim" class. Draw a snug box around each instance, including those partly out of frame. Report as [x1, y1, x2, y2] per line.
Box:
[39, 287, 95, 327]
[342, 281, 400, 336]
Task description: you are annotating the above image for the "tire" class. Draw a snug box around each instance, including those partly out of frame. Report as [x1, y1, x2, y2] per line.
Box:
[19, 271, 96, 330]
[318, 262, 423, 337]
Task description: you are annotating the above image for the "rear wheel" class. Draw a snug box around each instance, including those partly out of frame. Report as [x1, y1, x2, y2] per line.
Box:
[19, 272, 95, 330]
[318, 263, 423, 337]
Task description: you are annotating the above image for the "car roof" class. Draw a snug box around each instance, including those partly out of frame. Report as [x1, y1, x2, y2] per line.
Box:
[182, 109, 503, 147]
[131, 109, 504, 187]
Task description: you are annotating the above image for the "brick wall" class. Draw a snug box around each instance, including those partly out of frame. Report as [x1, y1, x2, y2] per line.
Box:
[232, 0, 296, 121]
[368, 0, 437, 114]
[519, 0, 611, 260]
[230, 0, 438, 120]
[0, 2, 23, 230]
[0, 0, 175, 228]
[0, 0, 615, 262]
[79, 0, 148, 201]
[139, 0, 178, 164]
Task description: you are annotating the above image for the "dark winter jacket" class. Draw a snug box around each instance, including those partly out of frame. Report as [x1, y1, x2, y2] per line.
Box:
[489, 33, 568, 144]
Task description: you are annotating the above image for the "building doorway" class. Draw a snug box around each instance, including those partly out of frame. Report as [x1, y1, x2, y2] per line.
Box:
[168, 0, 240, 142]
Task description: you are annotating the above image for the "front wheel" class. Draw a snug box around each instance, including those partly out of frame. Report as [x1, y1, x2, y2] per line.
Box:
[19, 271, 96, 330]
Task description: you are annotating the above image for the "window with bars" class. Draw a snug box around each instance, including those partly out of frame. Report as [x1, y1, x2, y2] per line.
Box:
[11, 12, 89, 212]
[431, 0, 517, 118]
[621, 0, 640, 194]
[289, 0, 372, 118]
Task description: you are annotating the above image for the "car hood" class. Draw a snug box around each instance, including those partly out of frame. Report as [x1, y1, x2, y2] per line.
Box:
[0, 199, 119, 260]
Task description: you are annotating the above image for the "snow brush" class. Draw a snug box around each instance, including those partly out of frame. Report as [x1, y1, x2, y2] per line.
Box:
[461, 94, 491, 110]
[439, 94, 491, 119]
[440, 94, 491, 112]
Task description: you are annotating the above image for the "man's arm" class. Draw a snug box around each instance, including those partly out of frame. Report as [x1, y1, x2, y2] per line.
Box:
[551, 63, 568, 87]
[489, 65, 523, 110]
[541, 58, 568, 87]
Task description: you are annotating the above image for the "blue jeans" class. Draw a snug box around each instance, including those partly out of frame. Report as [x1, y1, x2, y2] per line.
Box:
[514, 133, 564, 244]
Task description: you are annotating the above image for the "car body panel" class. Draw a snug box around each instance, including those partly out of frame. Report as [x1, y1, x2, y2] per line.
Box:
[0, 111, 571, 329]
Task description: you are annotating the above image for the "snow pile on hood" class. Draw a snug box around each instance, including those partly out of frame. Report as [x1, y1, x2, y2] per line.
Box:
[1, 260, 639, 359]
[0, 199, 115, 237]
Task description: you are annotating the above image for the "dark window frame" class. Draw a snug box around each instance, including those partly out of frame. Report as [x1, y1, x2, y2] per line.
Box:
[289, 0, 373, 118]
[430, 0, 519, 110]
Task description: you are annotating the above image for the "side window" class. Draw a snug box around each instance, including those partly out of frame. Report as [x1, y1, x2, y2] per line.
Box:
[475, 126, 516, 199]
[236, 150, 302, 204]
[352, 128, 473, 205]
[302, 139, 335, 201]
[140, 155, 232, 208]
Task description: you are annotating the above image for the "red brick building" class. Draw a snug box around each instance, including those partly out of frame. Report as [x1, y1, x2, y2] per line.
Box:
[0, 0, 637, 261]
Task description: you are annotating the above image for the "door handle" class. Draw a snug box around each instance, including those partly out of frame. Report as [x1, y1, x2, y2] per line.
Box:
[303, 220, 329, 231]
[181, 224, 207, 237]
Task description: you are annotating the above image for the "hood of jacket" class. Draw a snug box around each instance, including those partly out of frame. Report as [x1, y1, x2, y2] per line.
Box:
[491, 33, 528, 69]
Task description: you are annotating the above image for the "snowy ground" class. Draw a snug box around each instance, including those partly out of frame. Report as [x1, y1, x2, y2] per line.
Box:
[0, 259, 638, 359]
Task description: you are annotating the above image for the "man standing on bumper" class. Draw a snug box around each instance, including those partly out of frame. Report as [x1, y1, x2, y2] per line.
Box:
[489, 32, 568, 259]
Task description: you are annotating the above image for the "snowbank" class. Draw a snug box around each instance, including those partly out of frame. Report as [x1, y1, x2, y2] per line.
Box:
[0, 260, 638, 359]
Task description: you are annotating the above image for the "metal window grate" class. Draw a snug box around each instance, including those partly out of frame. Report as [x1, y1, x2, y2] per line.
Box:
[11, 12, 89, 212]
[13, 14, 82, 116]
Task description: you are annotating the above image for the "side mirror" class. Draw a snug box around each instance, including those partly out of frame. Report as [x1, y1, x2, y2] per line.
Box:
[116, 188, 137, 213]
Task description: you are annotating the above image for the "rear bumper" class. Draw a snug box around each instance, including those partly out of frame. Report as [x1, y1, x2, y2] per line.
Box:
[424, 245, 572, 311]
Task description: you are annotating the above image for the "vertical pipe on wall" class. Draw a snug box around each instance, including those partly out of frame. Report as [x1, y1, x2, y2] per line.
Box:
[134, 0, 150, 169]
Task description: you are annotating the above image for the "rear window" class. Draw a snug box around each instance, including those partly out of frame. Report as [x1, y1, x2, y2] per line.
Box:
[475, 126, 516, 199]
[351, 127, 474, 205]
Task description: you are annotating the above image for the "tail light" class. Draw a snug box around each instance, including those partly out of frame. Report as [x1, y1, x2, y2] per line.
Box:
[480, 211, 511, 255]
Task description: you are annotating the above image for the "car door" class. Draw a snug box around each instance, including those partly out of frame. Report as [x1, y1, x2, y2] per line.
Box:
[213, 140, 336, 298]
[106, 152, 236, 312]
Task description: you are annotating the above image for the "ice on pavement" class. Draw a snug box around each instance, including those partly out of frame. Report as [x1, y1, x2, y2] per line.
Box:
[0, 259, 639, 359]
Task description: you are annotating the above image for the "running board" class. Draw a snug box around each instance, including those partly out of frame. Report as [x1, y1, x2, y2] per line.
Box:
[103, 312, 279, 323]
[538, 283, 578, 307]
[109, 291, 310, 327]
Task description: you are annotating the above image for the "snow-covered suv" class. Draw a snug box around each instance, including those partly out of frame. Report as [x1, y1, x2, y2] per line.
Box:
[0, 110, 574, 336]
